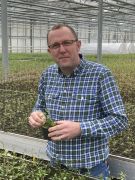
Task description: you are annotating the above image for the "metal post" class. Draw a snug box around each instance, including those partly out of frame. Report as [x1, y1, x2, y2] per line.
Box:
[9, 18, 12, 53]
[1, 0, 9, 80]
[25, 23, 27, 53]
[30, 20, 33, 53]
[88, 24, 91, 43]
[97, 0, 103, 63]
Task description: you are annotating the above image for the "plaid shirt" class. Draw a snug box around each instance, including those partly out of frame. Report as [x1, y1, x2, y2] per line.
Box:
[34, 57, 128, 169]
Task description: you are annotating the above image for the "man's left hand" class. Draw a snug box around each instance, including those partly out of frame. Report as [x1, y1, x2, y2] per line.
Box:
[48, 120, 81, 141]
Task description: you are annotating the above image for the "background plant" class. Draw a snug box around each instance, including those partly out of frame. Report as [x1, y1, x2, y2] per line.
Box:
[0, 150, 91, 180]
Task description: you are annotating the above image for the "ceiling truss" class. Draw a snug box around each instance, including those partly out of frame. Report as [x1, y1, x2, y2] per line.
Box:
[0, 0, 134, 32]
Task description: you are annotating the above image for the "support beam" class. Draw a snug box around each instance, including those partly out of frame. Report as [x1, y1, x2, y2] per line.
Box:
[1, 0, 9, 80]
[30, 20, 33, 53]
[97, 0, 103, 63]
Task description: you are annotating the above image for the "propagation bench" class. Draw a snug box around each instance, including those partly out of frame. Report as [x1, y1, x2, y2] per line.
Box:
[0, 130, 135, 180]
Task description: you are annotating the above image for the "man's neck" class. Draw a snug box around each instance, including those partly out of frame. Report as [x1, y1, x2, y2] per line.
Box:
[61, 68, 74, 77]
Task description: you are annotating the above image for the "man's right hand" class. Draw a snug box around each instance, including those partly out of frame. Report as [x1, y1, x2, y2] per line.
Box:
[28, 111, 46, 128]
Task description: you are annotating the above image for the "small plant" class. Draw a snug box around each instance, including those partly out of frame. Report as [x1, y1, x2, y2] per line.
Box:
[42, 110, 56, 128]
[0, 150, 90, 179]
[118, 171, 126, 180]
[41, 110, 56, 140]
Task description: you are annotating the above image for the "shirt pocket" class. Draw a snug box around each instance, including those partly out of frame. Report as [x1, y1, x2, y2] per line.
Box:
[45, 92, 59, 109]
[60, 93, 98, 115]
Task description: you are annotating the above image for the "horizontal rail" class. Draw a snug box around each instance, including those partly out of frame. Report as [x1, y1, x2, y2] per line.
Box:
[0, 130, 135, 179]
[109, 154, 135, 179]
[0, 130, 49, 161]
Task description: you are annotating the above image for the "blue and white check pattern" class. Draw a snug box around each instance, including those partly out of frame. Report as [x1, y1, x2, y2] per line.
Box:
[34, 58, 128, 169]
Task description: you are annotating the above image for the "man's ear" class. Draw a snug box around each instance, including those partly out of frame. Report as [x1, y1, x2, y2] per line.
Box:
[77, 40, 81, 51]
[48, 48, 51, 54]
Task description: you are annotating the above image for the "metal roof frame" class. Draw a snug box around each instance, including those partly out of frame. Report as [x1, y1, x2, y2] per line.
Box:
[0, 0, 135, 29]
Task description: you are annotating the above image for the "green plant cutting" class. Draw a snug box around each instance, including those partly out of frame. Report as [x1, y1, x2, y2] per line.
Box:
[41, 110, 56, 128]
[40, 110, 56, 140]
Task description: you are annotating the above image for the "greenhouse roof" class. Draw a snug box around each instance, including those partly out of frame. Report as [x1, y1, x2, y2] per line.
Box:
[0, 0, 134, 31]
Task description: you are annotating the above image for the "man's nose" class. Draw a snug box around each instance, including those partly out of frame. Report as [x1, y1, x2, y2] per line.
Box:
[59, 44, 66, 52]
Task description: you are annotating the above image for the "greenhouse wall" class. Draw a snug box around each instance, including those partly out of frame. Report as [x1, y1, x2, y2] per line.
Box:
[81, 43, 135, 54]
[0, 22, 135, 54]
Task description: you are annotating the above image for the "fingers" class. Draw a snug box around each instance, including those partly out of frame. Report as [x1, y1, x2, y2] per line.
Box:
[47, 123, 63, 141]
[48, 121, 69, 141]
[50, 135, 66, 141]
[48, 129, 66, 141]
[48, 121, 81, 141]
[28, 111, 46, 128]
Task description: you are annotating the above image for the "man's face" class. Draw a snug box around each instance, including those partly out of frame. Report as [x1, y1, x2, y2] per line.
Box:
[48, 27, 81, 73]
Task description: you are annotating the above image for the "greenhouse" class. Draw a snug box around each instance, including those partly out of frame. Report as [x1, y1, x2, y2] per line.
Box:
[0, 0, 135, 179]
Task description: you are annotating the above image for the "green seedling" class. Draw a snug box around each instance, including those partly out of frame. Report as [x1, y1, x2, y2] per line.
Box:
[42, 110, 56, 128]
[42, 117, 56, 128]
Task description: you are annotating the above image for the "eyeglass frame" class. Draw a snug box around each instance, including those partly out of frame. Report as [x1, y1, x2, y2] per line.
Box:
[48, 39, 78, 50]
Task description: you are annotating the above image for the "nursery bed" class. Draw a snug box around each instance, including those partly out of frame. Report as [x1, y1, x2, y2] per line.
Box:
[0, 130, 135, 179]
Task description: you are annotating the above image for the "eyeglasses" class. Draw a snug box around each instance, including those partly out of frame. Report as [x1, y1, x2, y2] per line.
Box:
[48, 39, 77, 49]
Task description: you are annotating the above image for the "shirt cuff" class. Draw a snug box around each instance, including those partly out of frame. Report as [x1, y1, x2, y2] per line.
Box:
[80, 122, 91, 137]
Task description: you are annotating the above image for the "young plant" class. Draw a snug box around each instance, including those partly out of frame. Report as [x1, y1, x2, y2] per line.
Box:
[42, 110, 56, 128]
[41, 110, 56, 140]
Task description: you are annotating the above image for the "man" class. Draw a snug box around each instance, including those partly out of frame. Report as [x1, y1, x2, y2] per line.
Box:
[28, 24, 128, 179]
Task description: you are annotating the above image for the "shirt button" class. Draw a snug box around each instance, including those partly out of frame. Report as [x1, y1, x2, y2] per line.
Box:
[55, 154, 59, 159]
[64, 89, 67, 93]
[61, 106, 64, 109]
[81, 96, 84, 100]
